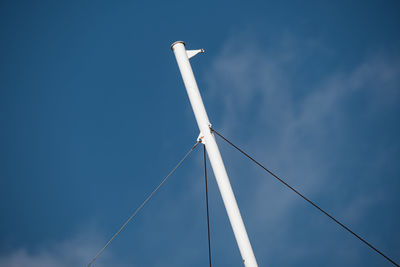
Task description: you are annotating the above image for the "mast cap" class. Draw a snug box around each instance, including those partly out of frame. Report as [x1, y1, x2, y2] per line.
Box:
[171, 41, 186, 50]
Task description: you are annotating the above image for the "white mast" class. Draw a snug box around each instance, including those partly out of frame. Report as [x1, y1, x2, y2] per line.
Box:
[171, 41, 258, 267]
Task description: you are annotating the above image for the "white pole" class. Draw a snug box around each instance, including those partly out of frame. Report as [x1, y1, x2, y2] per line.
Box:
[171, 41, 258, 267]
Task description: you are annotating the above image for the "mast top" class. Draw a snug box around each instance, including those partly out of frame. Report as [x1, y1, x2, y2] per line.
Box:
[171, 41, 185, 50]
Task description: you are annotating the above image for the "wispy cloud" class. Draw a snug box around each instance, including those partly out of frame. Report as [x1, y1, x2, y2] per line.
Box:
[203, 33, 400, 266]
[0, 230, 120, 267]
[4, 33, 397, 267]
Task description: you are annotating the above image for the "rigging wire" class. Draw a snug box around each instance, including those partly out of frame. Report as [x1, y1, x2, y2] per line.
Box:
[203, 145, 213, 267]
[87, 141, 200, 267]
[211, 127, 400, 267]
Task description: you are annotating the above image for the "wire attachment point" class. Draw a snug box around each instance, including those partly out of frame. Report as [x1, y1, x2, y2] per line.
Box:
[197, 133, 205, 144]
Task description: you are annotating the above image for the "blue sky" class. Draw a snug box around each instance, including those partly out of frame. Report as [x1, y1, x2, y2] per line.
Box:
[0, 1, 399, 266]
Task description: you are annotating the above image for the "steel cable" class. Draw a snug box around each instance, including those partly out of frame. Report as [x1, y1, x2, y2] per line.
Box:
[211, 127, 399, 267]
[203, 145, 212, 267]
[87, 141, 200, 267]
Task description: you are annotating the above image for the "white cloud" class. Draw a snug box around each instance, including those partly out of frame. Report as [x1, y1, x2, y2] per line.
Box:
[203, 34, 400, 265]
[0, 231, 120, 267]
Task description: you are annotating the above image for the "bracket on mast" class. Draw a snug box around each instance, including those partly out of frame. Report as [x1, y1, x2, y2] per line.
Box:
[197, 133, 205, 144]
[197, 122, 212, 144]
[187, 49, 205, 59]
